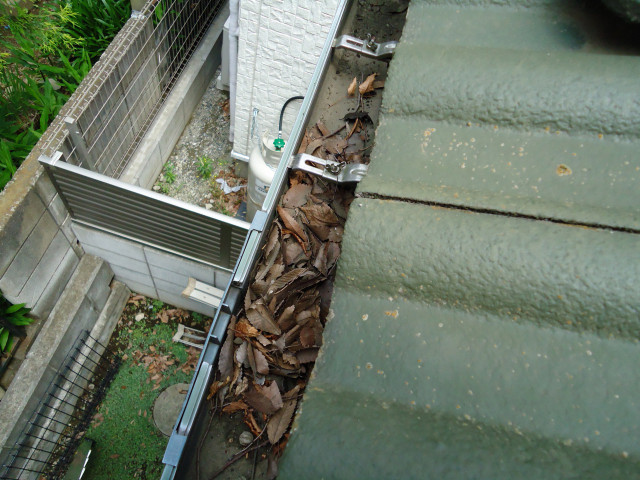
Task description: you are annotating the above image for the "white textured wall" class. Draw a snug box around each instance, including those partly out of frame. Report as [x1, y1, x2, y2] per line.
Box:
[233, 0, 339, 156]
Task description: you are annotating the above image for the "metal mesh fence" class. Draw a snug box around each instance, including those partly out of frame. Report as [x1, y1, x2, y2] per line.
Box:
[65, 0, 224, 177]
[0, 332, 120, 480]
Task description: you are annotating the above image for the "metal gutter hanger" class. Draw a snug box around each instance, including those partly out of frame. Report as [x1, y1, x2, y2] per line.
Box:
[333, 34, 397, 60]
[291, 153, 369, 183]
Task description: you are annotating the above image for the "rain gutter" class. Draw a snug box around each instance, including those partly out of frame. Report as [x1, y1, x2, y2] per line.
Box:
[159, 1, 352, 477]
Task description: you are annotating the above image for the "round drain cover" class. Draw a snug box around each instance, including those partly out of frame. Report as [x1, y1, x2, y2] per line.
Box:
[153, 383, 190, 436]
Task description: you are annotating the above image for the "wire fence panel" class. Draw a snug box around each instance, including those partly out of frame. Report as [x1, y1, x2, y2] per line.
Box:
[65, 0, 224, 177]
[0, 332, 120, 480]
[41, 153, 250, 270]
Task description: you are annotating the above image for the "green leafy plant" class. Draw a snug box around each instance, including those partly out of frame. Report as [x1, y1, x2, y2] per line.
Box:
[0, 293, 33, 354]
[195, 155, 212, 179]
[163, 162, 176, 184]
[149, 299, 164, 315]
[62, 0, 130, 60]
[0, 0, 129, 192]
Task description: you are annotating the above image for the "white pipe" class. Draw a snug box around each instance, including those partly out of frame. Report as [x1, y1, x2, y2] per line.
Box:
[231, 150, 250, 163]
[228, 0, 240, 143]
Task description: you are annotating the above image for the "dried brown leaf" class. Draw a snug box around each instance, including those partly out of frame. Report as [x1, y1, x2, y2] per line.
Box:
[316, 121, 330, 137]
[359, 73, 377, 95]
[254, 348, 270, 375]
[300, 327, 316, 347]
[256, 236, 281, 282]
[244, 411, 262, 437]
[295, 306, 318, 326]
[282, 184, 312, 208]
[347, 76, 357, 96]
[247, 343, 258, 375]
[266, 263, 285, 284]
[277, 305, 296, 330]
[165, 308, 187, 318]
[300, 203, 341, 227]
[283, 238, 306, 266]
[207, 380, 225, 401]
[267, 396, 297, 444]
[277, 206, 307, 242]
[235, 341, 248, 366]
[247, 303, 281, 335]
[235, 319, 260, 339]
[282, 352, 299, 368]
[324, 137, 349, 155]
[264, 224, 281, 257]
[244, 382, 283, 414]
[305, 138, 324, 155]
[222, 400, 249, 414]
[296, 348, 319, 364]
[373, 79, 385, 89]
[313, 242, 328, 275]
[268, 267, 308, 294]
[297, 130, 311, 154]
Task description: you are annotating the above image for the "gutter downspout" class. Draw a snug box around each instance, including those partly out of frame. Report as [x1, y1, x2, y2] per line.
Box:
[228, 0, 240, 143]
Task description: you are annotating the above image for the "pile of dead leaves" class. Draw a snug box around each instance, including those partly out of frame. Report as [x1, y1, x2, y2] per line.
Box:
[209, 141, 357, 470]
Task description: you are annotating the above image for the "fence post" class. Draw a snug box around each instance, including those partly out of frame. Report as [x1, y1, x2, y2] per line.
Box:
[64, 117, 97, 172]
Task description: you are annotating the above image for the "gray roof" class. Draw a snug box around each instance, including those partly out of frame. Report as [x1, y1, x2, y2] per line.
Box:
[279, 1, 640, 478]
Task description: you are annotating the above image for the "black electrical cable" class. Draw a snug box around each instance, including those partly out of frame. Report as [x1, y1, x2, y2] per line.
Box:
[278, 95, 304, 136]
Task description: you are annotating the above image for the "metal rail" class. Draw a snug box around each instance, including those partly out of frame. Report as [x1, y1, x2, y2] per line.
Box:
[40, 152, 249, 270]
[0, 332, 119, 480]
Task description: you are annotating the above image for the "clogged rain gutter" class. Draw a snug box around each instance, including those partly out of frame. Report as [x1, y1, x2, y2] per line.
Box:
[159, 1, 351, 478]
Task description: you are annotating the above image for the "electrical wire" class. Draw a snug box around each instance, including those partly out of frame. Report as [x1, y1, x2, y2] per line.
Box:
[278, 95, 304, 137]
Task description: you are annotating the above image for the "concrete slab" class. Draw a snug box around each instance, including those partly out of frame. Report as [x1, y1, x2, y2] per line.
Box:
[72, 223, 147, 262]
[154, 383, 190, 436]
[0, 190, 46, 277]
[18, 230, 72, 307]
[31, 246, 81, 320]
[0, 211, 58, 296]
[110, 263, 156, 289]
[144, 246, 215, 285]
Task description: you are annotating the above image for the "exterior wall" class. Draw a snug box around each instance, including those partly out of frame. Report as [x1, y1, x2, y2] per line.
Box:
[0, 150, 83, 321]
[72, 223, 230, 317]
[233, 0, 339, 156]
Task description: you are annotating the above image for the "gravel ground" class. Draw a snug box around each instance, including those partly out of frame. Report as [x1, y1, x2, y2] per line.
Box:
[153, 71, 246, 216]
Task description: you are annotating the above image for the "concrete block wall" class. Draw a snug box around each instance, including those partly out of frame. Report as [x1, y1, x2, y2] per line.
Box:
[120, 11, 227, 188]
[0, 255, 128, 468]
[0, 168, 83, 321]
[233, 0, 339, 156]
[72, 223, 230, 317]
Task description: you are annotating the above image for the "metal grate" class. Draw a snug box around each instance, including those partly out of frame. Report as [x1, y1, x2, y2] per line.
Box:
[65, 0, 225, 177]
[41, 152, 250, 270]
[0, 331, 120, 480]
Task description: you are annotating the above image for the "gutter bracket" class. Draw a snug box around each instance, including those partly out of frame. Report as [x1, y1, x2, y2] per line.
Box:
[290, 153, 368, 183]
[333, 34, 396, 60]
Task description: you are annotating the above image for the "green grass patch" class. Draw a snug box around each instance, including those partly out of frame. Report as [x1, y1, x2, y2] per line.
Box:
[83, 314, 196, 479]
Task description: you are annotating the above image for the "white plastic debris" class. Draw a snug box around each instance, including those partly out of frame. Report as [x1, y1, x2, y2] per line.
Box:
[216, 178, 246, 194]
